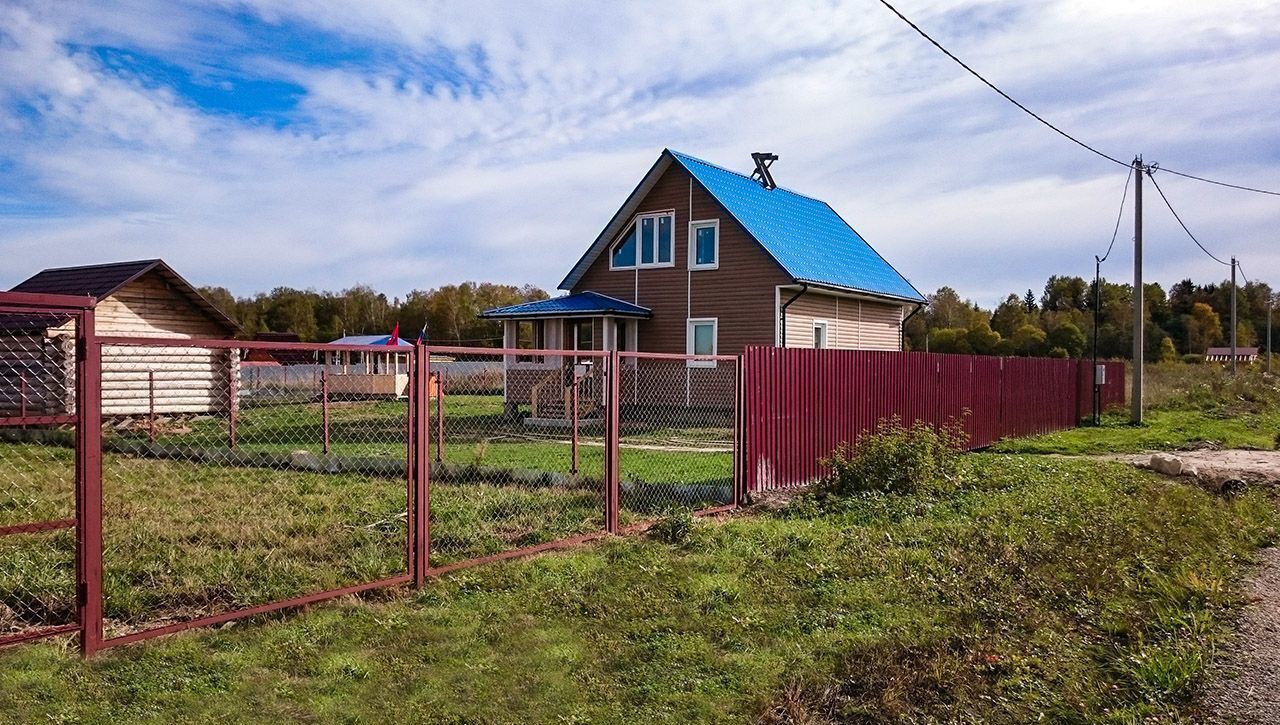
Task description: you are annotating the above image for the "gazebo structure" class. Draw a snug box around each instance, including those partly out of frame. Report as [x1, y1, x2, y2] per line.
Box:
[324, 334, 412, 398]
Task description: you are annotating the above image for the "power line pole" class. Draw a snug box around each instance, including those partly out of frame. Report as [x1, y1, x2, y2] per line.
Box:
[1230, 256, 1238, 375]
[1131, 156, 1144, 425]
[1092, 255, 1101, 425]
[1268, 295, 1274, 375]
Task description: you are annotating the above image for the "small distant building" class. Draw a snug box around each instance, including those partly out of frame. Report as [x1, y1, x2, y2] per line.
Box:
[244, 332, 313, 366]
[1205, 346, 1259, 364]
[324, 334, 412, 398]
[5, 259, 240, 416]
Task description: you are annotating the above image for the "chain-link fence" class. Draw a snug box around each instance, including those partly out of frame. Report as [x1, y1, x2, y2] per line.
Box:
[97, 340, 412, 640]
[616, 353, 738, 520]
[425, 347, 610, 569]
[0, 307, 81, 646]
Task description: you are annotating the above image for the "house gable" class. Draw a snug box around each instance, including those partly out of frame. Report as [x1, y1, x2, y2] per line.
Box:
[571, 162, 791, 355]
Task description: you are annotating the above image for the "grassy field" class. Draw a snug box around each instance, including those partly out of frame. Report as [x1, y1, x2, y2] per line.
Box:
[1, 454, 1275, 722]
[996, 362, 1280, 455]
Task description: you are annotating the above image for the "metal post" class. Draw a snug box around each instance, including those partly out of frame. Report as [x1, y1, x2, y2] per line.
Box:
[19, 374, 26, 421]
[76, 309, 103, 658]
[1131, 157, 1144, 425]
[570, 375, 579, 475]
[1230, 257, 1238, 375]
[605, 350, 621, 534]
[1269, 298, 1274, 375]
[147, 370, 156, 443]
[434, 371, 444, 463]
[321, 368, 330, 455]
[227, 353, 237, 450]
[413, 348, 430, 586]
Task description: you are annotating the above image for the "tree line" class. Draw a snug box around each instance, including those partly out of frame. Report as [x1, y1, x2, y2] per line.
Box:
[904, 275, 1276, 360]
[198, 282, 549, 344]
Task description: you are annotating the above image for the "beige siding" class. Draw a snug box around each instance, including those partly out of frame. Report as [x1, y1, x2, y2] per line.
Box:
[783, 291, 905, 351]
[44, 271, 237, 416]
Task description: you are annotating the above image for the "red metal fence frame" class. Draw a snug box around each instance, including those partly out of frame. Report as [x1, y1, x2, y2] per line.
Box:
[0, 292, 96, 652]
[2, 325, 1122, 656]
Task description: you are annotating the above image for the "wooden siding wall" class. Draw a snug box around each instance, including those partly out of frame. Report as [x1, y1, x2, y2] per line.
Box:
[51, 272, 237, 416]
[783, 291, 905, 351]
[573, 165, 792, 355]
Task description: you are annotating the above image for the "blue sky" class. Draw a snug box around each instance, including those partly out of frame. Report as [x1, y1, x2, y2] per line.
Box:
[1, 0, 1278, 306]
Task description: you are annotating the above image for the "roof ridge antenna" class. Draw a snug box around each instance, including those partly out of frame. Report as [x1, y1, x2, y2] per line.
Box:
[750, 152, 778, 190]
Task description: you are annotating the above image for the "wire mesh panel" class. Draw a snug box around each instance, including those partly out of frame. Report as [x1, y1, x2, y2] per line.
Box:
[616, 353, 737, 519]
[425, 347, 609, 569]
[0, 308, 81, 645]
[96, 340, 411, 642]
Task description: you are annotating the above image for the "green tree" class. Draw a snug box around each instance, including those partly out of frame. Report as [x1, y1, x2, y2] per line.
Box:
[1159, 337, 1179, 363]
[1011, 324, 1047, 357]
[1046, 322, 1085, 358]
[990, 294, 1031, 338]
[1184, 302, 1223, 354]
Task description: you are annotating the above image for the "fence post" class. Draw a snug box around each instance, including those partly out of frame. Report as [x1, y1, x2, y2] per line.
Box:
[414, 348, 431, 586]
[733, 354, 744, 507]
[570, 375, 579, 475]
[434, 371, 445, 463]
[76, 308, 103, 658]
[321, 368, 330, 455]
[227, 351, 238, 451]
[19, 374, 26, 421]
[605, 349, 620, 534]
[147, 370, 156, 443]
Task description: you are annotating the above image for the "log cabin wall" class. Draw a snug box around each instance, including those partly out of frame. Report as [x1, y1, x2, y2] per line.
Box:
[47, 271, 238, 416]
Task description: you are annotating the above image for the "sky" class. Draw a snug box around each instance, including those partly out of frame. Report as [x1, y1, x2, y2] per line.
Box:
[1, 0, 1278, 307]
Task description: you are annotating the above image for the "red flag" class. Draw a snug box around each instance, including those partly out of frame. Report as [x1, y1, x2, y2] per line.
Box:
[387, 323, 400, 345]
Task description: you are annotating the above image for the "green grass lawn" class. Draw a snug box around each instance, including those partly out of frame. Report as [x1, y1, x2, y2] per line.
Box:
[992, 408, 1280, 455]
[1, 454, 1275, 722]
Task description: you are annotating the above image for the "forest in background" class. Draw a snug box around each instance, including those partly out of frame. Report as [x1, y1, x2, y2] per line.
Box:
[199, 274, 1276, 360]
[904, 275, 1276, 360]
[198, 282, 548, 345]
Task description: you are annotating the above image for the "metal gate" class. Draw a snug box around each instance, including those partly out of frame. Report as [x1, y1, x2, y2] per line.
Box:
[0, 291, 96, 653]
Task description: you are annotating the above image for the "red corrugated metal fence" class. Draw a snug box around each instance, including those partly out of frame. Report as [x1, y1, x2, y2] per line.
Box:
[742, 347, 1125, 491]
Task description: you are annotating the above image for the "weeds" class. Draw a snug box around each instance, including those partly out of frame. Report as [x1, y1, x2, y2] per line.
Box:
[812, 416, 968, 499]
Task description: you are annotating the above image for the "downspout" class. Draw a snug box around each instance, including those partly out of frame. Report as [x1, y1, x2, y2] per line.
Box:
[900, 302, 926, 351]
[779, 283, 808, 347]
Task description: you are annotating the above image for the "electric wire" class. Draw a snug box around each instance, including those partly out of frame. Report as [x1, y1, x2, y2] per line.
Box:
[1146, 171, 1231, 266]
[1098, 165, 1133, 263]
[876, 0, 1280, 196]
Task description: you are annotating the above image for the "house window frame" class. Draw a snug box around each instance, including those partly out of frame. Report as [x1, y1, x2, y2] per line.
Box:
[812, 319, 829, 349]
[689, 219, 720, 270]
[609, 211, 677, 271]
[686, 317, 718, 368]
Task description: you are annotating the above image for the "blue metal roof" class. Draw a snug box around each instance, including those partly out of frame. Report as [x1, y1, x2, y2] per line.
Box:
[667, 150, 924, 302]
[481, 291, 651, 319]
[328, 334, 413, 347]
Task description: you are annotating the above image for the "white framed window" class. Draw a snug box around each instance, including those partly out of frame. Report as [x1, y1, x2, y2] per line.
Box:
[812, 320, 829, 349]
[686, 317, 718, 367]
[610, 211, 676, 270]
[689, 219, 719, 270]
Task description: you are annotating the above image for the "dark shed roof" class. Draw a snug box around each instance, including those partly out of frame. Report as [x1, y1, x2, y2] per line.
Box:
[11, 259, 240, 334]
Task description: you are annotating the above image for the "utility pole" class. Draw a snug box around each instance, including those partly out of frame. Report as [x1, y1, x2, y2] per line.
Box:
[1092, 256, 1101, 425]
[1230, 257, 1238, 375]
[1131, 156, 1144, 425]
[1269, 294, 1274, 375]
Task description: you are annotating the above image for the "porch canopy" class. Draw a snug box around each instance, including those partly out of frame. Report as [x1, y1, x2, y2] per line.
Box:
[481, 291, 650, 352]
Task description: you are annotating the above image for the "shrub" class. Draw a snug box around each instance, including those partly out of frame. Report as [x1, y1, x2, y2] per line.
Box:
[814, 416, 968, 497]
[1181, 354, 1203, 365]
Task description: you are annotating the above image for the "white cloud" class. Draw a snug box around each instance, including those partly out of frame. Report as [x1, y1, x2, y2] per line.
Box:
[0, 0, 1277, 304]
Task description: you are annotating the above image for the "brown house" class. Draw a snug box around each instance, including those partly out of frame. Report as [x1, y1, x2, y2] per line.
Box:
[6, 259, 240, 416]
[481, 149, 924, 416]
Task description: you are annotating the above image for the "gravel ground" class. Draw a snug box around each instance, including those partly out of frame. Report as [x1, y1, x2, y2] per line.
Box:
[1200, 547, 1280, 724]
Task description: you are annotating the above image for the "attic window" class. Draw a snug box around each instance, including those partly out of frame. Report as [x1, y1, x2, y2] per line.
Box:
[610, 212, 675, 270]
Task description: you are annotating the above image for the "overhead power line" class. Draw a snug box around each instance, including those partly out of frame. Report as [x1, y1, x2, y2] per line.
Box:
[1098, 165, 1133, 263]
[1146, 171, 1231, 266]
[876, 0, 1280, 196]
